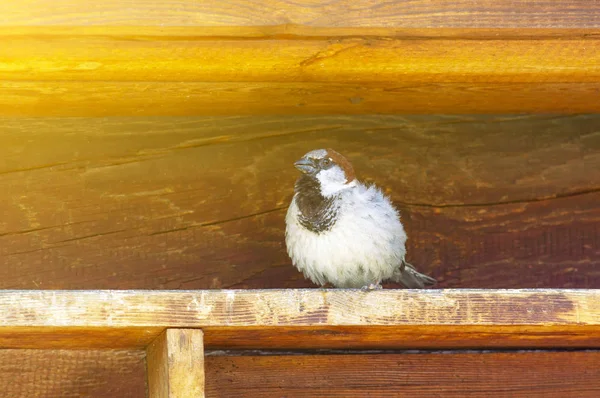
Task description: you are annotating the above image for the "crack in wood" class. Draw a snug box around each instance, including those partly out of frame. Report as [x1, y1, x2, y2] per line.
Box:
[0, 161, 70, 175]
[0, 221, 90, 238]
[51, 229, 128, 243]
[147, 207, 287, 236]
[398, 187, 600, 208]
[299, 42, 364, 67]
[205, 348, 600, 356]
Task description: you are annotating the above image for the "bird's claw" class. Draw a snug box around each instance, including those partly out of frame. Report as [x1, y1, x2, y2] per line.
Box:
[361, 283, 383, 291]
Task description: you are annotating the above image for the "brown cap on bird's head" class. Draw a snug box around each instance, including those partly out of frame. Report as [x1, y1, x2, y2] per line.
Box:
[325, 148, 355, 183]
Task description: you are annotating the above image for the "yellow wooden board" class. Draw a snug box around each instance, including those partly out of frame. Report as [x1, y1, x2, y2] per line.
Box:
[1, 27, 599, 115]
[2, 1, 598, 27]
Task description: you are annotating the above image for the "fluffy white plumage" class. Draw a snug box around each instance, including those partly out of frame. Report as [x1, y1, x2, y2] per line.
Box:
[286, 182, 406, 288]
[285, 148, 435, 289]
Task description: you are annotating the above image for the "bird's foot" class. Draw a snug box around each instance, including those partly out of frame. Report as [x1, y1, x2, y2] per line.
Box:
[361, 283, 383, 291]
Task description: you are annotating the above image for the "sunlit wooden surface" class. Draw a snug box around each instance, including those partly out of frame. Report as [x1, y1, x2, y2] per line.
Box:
[1, 27, 600, 116]
[2, 2, 600, 396]
[2, 287, 600, 395]
[147, 329, 205, 398]
[1, 115, 598, 291]
[2, 1, 599, 27]
[1, 289, 599, 349]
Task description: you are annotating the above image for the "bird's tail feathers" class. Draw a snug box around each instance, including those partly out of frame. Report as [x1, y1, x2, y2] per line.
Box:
[395, 261, 437, 289]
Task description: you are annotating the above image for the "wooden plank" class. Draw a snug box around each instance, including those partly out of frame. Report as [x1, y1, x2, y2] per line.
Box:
[1, 1, 599, 27]
[0, 115, 598, 290]
[1, 28, 599, 115]
[3, 81, 600, 116]
[147, 329, 205, 398]
[203, 325, 600, 350]
[2, 26, 598, 38]
[3, 324, 600, 350]
[2, 29, 598, 83]
[0, 290, 599, 349]
[0, 327, 165, 349]
[0, 349, 146, 398]
[205, 351, 600, 397]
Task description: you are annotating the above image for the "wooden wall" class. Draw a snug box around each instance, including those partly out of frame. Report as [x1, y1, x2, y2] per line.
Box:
[2, 2, 600, 398]
[204, 351, 600, 397]
[3, 350, 600, 397]
[0, 350, 147, 398]
[1, 115, 598, 290]
[1, 2, 599, 292]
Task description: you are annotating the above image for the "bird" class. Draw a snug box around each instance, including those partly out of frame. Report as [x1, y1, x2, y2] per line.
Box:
[285, 148, 436, 290]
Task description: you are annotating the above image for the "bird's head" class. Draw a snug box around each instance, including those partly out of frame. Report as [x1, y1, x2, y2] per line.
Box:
[294, 148, 356, 197]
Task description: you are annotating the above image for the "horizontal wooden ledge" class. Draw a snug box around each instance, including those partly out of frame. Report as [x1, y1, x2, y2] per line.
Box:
[1, 289, 600, 350]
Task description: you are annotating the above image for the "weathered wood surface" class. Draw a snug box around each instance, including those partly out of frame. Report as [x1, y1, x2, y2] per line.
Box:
[1, 115, 598, 290]
[2, 1, 599, 27]
[205, 351, 600, 397]
[0, 290, 600, 349]
[147, 329, 205, 398]
[0, 349, 146, 398]
[4, 81, 600, 116]
[1, 28, 599, 115]
[1, 349, 598, 398]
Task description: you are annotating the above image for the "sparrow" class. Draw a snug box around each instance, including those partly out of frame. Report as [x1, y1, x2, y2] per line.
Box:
[285, 148, 436, 289]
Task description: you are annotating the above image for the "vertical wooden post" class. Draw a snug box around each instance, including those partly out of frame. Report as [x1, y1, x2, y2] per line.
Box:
[146, 329, 205, 398]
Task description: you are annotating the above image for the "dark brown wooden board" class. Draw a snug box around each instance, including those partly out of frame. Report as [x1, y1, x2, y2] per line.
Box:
[205, 351, 600, 397]
[1, 115, 598, 290]
[0, 349, 146, 398]
[2, 349, 600, 398]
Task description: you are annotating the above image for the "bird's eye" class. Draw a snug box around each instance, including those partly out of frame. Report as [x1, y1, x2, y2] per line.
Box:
[321, 158, 332, 167]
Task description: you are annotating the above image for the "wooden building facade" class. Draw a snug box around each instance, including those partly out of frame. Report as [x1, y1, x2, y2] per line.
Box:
[0, 1, 599, 396]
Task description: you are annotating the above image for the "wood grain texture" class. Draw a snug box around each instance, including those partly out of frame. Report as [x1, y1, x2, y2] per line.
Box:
[205, 351, 600, 397]
[147, 329, 205, 398]
[203, 325, 600, 350]
[1, 1, 599, 27]
[0, 327, 165, 349]
[0, 115, 598, 290]
[1, 27, 599, 115]
[1, 289, 600, 349]
[0, 349, 146, 398]
[2, 29, 598, 83]
[3, 81, 600, 116]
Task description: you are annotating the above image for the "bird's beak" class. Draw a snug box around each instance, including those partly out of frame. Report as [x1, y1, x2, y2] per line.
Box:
[294, 157, 316, 174]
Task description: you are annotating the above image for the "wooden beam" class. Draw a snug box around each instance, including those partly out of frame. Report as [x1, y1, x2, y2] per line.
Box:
[147, 329, 205, 398]
[0, 290, 599, 349]
[205, 352, 600, 397]
[3, 28, 597, 83]
[1, 28, 600, 115]
[1, 1, 598, 28]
